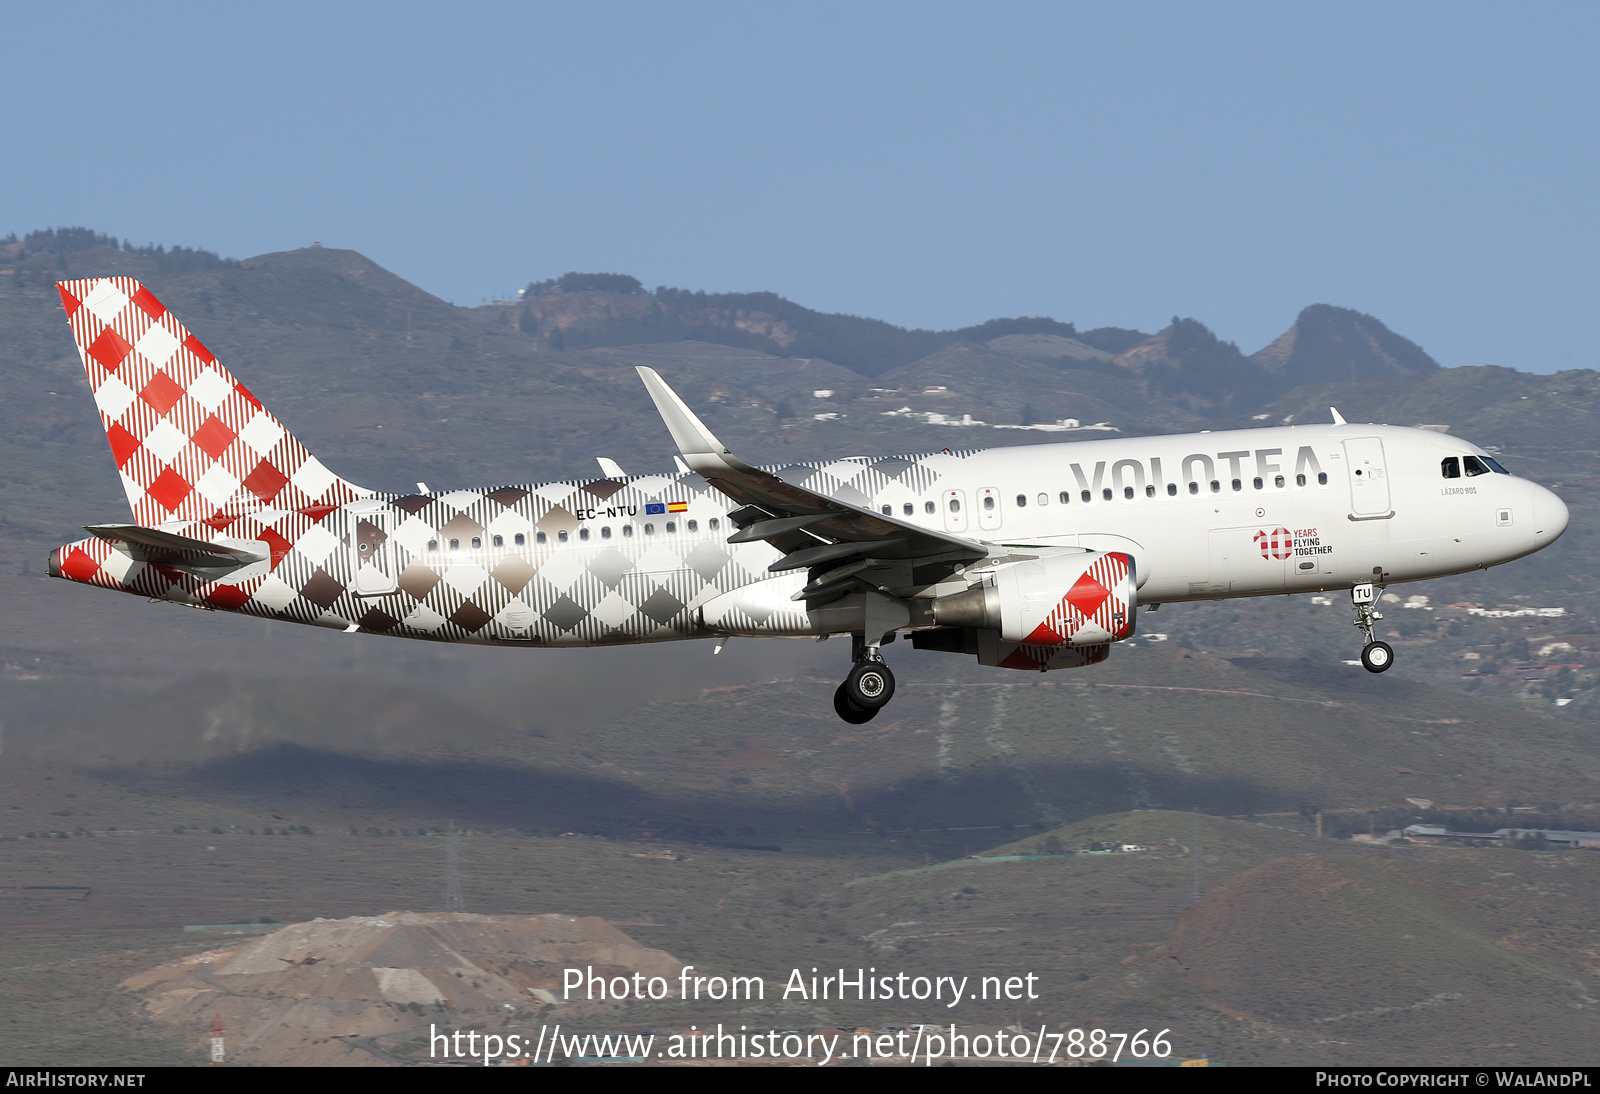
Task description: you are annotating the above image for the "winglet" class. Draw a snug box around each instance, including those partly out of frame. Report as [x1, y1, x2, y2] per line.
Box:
[636, 367, 758, 473]
[1330, 407, 1348, 426]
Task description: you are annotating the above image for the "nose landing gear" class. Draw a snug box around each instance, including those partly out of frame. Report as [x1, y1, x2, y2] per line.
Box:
[833, 635, 897, 723]
[1350, 583, 1393, 673]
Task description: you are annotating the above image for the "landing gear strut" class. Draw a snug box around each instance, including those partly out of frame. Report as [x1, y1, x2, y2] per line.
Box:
[833, 635, 897, 723]
[1350, 583, 1393, 673]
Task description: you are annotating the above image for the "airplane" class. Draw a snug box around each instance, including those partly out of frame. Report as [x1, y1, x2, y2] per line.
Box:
[45, 277, 1570, 723]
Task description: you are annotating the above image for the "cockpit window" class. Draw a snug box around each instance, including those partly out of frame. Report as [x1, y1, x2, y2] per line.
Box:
[1463, 455, 1492, 477]
[1441, 457, 1461, 479]
[1483, 456, 1510, 474]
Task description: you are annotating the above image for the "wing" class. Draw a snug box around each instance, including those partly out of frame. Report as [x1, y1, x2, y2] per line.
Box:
[636, 367, 989, 602]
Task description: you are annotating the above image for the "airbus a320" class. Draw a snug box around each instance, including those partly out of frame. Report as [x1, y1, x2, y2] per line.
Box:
[46, 277, 1569, 722]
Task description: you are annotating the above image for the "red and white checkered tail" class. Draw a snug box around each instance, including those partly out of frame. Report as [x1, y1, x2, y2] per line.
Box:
[57, 277, 367, 526]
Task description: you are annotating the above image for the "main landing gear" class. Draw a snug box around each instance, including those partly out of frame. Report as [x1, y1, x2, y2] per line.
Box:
[1350, 582, 1394, 674]
[833, 636, 896, 723]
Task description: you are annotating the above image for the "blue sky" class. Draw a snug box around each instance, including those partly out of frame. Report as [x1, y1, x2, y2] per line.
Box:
[7, 1, 1596, 371]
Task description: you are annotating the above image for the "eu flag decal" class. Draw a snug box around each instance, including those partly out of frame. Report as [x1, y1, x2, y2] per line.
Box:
[645, 503, 666, 515]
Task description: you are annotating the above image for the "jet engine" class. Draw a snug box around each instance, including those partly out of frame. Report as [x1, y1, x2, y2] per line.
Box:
[917, 550, 1137, 671]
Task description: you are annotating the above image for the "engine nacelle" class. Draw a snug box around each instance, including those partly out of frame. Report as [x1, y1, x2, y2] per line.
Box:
[931, 550, 1137, 646]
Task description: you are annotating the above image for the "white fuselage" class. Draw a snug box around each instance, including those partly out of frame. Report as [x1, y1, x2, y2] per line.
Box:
[870, 423, 1566, 605]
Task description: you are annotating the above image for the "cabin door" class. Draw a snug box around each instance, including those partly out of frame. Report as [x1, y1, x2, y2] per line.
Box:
[351, 506, 399, 596]
[1343, 437, 1392, 518]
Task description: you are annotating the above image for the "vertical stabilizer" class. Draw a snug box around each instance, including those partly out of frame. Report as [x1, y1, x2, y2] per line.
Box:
[56, 277, 366, 526]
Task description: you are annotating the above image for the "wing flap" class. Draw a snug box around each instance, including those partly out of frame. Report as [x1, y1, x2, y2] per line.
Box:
[769, 538, 908, 573]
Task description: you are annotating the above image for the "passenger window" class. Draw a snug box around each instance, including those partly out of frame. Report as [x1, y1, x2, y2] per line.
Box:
[949, 499, 961, 512]
[1464, 456, 1491, 477]
[1441, 457, 1460, 478]
[1167, 483, 1177, 496]
[644, 523, 654, 535]
[666, 522, 676, 533]
[1317, 472, 1328, 485]
[1252, 477, 1263, 490]
[924, 501, 935, 514]
[1015, 494, 1026, 508]
[687, 519, 698, 532]
[709, 518, 719, 531]
[983, 496, 995, 511]
[1296, 473, 1307, 486]
[471, 536, 482, 549]
[534, 532, 545, 545]
[1210, 481, 1221, 493]
[492, 535, 503, 548]
[1081, 490, 1091, 503]
[427, 539, 438, 552]
[622, 524, 633, 537]
[1188, 482, 1198, 495]
[600, 527, 611, 539]
[1102, 488, 1113, 501]
[1145, 485, 1155, 498]
[1274, 475, 1285, 488]
[449, 538, 460, 551]
[1038, 493, 1048, 506]
[904, 503, 914, 516]
[1123, 486, 1134, 499]
[1231, 479, 1242, 492]
[558, 530, 569, 543]
[1060, 492, 1070, 504]
[579, 529, 590, 541]
[515, 533, 525, 546]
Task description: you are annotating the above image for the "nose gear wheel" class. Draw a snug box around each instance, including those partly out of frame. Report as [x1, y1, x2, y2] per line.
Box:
[1361, 641, 1394, 673]
[1349, 583, 1395, 673]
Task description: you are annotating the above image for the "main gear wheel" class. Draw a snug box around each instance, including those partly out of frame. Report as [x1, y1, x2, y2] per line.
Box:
[833, 682, 878, 724]
[844, 660, 895, 709]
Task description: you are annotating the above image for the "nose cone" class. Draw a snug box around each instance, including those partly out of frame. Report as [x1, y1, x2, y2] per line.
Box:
[1532, 482, 1569, 543]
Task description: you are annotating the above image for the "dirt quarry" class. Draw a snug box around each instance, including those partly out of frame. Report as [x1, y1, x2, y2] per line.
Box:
[124, 911, 683, 1066]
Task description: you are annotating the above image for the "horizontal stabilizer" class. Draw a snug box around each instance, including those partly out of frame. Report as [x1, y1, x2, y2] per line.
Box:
[84, 524, 268, 575]
[86, 524, 261, 558]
